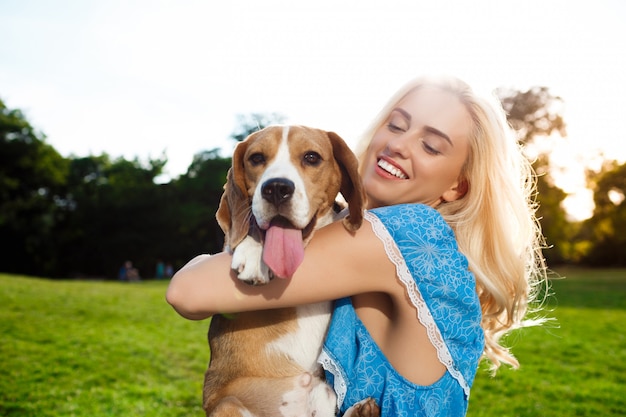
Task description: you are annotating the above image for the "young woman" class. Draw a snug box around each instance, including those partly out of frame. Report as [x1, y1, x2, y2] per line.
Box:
[166, 75, 548, 416]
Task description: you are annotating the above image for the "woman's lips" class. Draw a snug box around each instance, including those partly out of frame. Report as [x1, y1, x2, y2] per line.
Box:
[377, 158, 408, 179]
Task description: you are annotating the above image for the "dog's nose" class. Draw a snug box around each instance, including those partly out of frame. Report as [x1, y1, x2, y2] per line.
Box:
[261, 178, 295, 206]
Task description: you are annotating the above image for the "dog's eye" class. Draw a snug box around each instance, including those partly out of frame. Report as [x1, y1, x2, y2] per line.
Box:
[303, 152, 322, 166]
[248, 153, 266, 166]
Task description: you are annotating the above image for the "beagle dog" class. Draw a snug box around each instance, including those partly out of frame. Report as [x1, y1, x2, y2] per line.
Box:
[203, 125, 366, 417]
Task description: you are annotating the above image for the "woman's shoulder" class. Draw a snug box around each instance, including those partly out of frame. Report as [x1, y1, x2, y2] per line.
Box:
[369, 203, 446, 223]
[369, 202, 439, 215]
[367, 204, 455, 245]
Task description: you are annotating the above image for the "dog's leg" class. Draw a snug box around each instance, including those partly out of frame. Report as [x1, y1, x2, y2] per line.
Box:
[343, 398, 380, 417]
[208, 373, 336, 417]
[231, 235, 272, 285]
[207, 396, 252, 417]
[275, 373, 336, 417]
[302, 374, 337, 417]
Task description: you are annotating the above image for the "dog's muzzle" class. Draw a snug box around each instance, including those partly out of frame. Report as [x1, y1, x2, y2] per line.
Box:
[262, 178, 295, 206]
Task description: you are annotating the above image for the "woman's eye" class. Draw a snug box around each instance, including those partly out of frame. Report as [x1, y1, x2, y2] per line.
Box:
[387, 122, 405, 132]
[248, 153, 266, 166]
[303, 152, 322, 166]
[422, 141, 441, 156]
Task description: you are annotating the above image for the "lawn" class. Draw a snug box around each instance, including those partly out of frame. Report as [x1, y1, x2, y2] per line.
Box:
[0, 275, 209, 417]
[468, 268, 626, 416]
[1, 268, 625, 416]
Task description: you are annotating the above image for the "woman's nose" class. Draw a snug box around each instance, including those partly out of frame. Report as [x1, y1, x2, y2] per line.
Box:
[385, 133, 411, 158]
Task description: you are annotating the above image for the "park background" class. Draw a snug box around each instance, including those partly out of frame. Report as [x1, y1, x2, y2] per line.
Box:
[1, 1, 625, 416]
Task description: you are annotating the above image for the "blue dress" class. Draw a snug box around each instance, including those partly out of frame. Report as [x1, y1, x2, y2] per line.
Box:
[318, 204, 484, 417]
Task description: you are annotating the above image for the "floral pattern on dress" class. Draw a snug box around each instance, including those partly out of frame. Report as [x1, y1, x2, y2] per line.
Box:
[319, 204, 484, 417]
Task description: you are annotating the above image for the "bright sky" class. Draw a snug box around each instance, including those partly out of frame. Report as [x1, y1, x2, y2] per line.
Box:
[1, 0, 625, 220]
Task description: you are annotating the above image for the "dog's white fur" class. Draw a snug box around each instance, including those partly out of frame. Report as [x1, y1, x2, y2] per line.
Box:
[203, 125, 365, 417]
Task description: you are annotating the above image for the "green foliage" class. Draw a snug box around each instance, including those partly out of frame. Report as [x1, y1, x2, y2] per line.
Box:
[578, 161, 626, 265]
[54, 154, 176, 278]
[2, 269, 624, 416]
[0, 99, 70, 276]
[496, 86, 566, 145]
[171, 149, 233, 262]
[534, 160, 574, 264]
[495, 87, 571, 266]
[0, 93, 622, 273]
[0, 98, 232, 278]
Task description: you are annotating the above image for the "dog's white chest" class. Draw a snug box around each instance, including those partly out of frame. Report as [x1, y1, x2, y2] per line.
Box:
[267, 302, 332, 372]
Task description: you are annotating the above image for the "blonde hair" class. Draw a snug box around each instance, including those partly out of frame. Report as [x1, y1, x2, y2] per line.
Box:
[355, 76, 548, 372]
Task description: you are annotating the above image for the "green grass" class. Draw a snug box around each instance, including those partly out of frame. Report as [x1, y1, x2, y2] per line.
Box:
[468, 268, 626, 417]
[1, 268, 625, 416]
[0, 275, 209, 417]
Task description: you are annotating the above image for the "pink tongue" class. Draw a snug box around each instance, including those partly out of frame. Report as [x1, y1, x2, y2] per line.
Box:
[263, 225, 304, 279]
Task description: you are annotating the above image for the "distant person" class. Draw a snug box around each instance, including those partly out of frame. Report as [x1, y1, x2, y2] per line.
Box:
[118, 262, 128, 281]
[156, 260, 165, 279]
[164, 262, 174, 278]
[119, 260, 140, 282]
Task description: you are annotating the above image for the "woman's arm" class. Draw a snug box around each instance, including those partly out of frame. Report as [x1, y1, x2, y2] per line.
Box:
[166, 217, 396, 320]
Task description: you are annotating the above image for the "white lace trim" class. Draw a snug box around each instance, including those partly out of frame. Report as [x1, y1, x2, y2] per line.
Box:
[318, 348, 347, 408]
[364, 211, 471, 397]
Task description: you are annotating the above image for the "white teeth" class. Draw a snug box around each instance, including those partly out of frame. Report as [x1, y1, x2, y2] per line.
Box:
[377, 159, 407, 179]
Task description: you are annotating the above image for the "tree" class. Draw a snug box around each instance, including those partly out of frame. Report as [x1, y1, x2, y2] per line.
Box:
[578, 160, 626, 266]
[0, 98, 69, 276]
[496, 86, 566, 146]
[495, 87, 571, 264]
[171, 149, 232, 262]
[54, 154, 171, 278]
[229, 112, 287, 142]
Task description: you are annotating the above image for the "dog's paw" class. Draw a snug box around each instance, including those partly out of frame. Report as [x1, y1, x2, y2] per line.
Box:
[231, 237, 272, 285]
[306, 376, 337, 417]
[279, 373, 336, 417]
[343, 398, 380, 417]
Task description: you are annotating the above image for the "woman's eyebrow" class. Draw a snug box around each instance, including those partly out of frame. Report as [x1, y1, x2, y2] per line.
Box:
[424, 126, 453, 146]
[392, 107, 453, 146]
[392, 107, 412, 120]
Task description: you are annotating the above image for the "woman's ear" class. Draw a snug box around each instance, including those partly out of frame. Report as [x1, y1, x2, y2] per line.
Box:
[442, 178, 468, 203]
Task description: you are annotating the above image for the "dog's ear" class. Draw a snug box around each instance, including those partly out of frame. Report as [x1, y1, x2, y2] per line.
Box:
[327, 131, 366, 232]
[216, 141, 251, 251]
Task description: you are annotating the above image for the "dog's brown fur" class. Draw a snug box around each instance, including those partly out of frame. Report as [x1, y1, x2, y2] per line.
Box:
[216, 127, 364, 252]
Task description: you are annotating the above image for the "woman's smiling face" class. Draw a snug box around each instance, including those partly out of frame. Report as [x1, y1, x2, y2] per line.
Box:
[361, 86, 472, 209]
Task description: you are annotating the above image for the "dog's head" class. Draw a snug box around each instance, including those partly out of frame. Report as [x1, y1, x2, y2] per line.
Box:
[216, 125, 365, 273]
